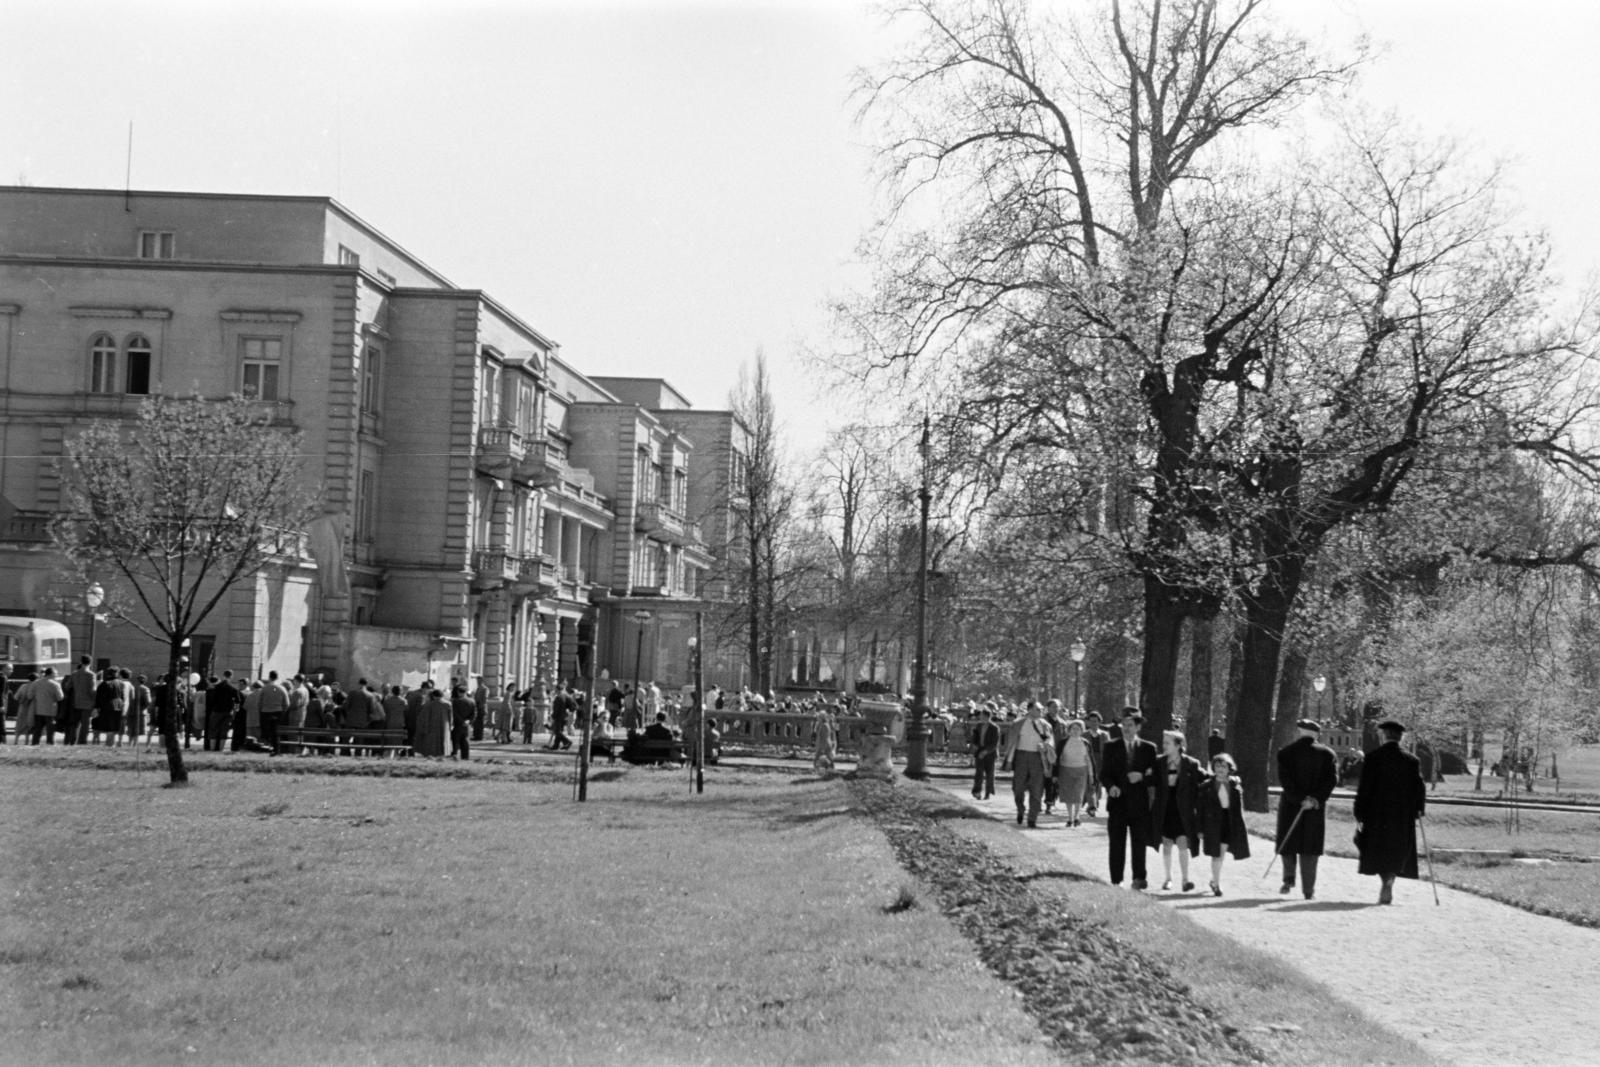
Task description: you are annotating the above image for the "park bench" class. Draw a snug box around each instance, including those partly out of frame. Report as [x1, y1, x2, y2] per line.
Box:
[276, 725, 410, 757]
[621, 735, 686, 766]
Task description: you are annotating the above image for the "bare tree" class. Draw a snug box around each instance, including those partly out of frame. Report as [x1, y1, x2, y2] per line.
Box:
[844, 0, 1362, 730]
[51, 394, 316, 784]
[728, 352, 800, 693]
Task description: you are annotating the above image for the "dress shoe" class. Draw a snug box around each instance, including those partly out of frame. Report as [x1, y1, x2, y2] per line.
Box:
[1379, 878, 1394, 905]
[1279, 883, 1293, 895]
[1131, 879, 1147, 891]
[1183, 881, 1194, 893]
[1161, 879, 1172, 891]
[1016, 810, 1024, 825]
[1026, 818, 1037, 828]
[1210, 882, 1222, 897]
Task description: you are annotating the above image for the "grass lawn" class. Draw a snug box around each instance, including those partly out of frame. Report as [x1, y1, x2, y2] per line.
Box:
[0, 755, 1065, 1067]
[1243, 801, 1600, 927]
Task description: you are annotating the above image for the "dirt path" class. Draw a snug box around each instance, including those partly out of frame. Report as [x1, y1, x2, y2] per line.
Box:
[940, 784, 1596, 1066]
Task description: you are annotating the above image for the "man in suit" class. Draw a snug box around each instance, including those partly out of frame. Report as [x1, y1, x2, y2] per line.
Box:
[970, 707, 1000, 800]
[1100, 708, 1159, 889]
[1000, 701, 1055, 827]
[1356, 719, 1427, 905]
[1275, 719, 1340, 900]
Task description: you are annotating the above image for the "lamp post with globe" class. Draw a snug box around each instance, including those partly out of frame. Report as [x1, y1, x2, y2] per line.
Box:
[1070, 638, 1087, 713]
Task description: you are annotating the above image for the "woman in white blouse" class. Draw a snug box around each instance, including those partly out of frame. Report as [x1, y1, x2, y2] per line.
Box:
[1054, 720, 1096, 827]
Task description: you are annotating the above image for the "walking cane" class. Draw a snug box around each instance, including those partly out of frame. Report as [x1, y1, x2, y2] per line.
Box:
[1418, 816, 1441, 906]
[1262, 806, 1306, 880]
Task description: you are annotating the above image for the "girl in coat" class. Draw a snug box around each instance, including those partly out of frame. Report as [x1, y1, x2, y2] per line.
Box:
[1198, 753, 1252, 896]
[1149, 730, 1202, 891]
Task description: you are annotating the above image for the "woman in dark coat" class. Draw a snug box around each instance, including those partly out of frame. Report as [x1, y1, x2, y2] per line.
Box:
[1149, 730, 1202, 892]
[1355, 720, 1426, 904]
[1199, 753, 1251, 896]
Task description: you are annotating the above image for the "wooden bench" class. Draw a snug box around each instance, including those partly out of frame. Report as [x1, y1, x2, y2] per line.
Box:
[276, 725, 410, 757]
[621, 735, 686, 766]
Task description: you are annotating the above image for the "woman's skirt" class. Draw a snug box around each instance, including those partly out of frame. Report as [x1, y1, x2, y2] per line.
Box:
[1057, 763, 1089, 807]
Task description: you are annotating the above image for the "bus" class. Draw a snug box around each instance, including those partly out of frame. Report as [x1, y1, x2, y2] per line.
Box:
[0, 616, 72, 693]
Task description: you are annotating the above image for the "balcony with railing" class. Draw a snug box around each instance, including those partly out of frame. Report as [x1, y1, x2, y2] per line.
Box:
[516, 436, 568, 487]
[635, 501, 701, 546]
[472, 548, 521, 588]
[0, 510, 52, 544]
[515, 553, 560, 593]
[476, 425, 526, 473]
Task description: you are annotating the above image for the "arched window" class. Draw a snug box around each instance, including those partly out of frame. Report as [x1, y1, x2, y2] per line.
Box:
[123, 334, 152, 395]
[88, 333, 117, 393]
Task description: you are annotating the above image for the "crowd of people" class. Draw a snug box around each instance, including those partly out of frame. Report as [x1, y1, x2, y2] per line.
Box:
[0, 658, 734, 764]
[966, 698, 1427, 905]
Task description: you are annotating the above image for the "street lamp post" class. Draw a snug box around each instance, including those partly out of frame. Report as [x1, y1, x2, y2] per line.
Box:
[1312, 674, 1327, 722]
[905, 415, 933, 779]
[85, 583, 104, 668]
[631, 610, 652, 725]
[1070, 638, 1087, 713]
[688, 614, 705, 794]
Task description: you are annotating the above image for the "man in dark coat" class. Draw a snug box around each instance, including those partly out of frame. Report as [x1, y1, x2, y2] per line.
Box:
[1100, 708, 1159, 890]
[1275, 719, 1339, 899]
[970, 708, 1000, 800]
[1356, 719, 1427, 905]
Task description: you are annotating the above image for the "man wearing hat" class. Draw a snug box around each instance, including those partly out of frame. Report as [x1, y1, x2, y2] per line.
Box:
[1355, 720, 1427, 904]
[1274, 718, 1339, 899]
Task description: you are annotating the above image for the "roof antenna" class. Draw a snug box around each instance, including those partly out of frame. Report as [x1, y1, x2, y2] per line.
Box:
[124, 121, 133, 212]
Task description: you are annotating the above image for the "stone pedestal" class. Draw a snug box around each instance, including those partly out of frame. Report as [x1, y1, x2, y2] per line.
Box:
[855, 733, 895, 780]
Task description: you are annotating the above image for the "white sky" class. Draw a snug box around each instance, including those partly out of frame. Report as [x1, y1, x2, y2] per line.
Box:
[4, 1, 1597, 452]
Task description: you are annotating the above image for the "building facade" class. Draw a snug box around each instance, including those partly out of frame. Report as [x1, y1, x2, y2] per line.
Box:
[0, 186, 741, 701]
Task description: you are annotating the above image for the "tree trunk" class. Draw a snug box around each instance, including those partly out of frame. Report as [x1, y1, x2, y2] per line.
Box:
[747, 527, 761, 693]
[1270, 646, 1308, 786]
[1139, 578, 1189, 736]
[1222, 620, 1246, 741]
[161, 641, 189, 785]
[1234, 564, 1304, 811]
[1184, 614, 1214, 755]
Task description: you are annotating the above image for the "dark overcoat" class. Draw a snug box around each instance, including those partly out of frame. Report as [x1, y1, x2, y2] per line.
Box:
[1197, 774, 1252, 860]
[1099, 734, 1159, 819]
[1355, 741, 1426, 878]
[1275, 736, 1339, 855]
[1148, 753, 1203, 854]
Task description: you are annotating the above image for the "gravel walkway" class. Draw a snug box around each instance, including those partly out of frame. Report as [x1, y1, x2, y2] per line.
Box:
[942, 784, 1599, 1067]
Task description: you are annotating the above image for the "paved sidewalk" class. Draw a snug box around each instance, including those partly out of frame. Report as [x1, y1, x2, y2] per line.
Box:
[940, 784, 1600, 1067]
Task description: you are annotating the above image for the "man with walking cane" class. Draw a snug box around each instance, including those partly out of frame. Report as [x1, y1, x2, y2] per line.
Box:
[1355, 719, 1428, 905]
[1274, 719, 1339, 900]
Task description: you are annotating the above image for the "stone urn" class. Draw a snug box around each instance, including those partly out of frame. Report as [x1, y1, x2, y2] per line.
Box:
[853, 699, 905, 780]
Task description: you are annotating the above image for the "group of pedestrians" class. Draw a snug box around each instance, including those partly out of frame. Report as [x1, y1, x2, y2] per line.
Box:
[4, 657, 163, 747]
[982, 701, 1428, 905]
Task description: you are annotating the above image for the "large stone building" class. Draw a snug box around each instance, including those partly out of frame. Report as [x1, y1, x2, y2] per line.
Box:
[0, 185, 744, 699]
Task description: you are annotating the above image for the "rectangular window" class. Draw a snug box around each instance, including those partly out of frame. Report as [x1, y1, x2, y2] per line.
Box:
[357, 469, 376, 543]
[361, 343, 382, 413]
[241, 337, 283, 400]
[138, 231, 175, 259]
[338, 244, 361, 267]
[375, 268, 397, 287]
[481, 362, 501, 426]
[125, 340, 152, 395]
